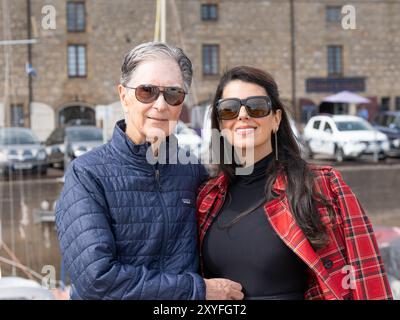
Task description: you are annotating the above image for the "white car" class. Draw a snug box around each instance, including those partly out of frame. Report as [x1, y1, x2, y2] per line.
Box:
[303, 115, 390, 162]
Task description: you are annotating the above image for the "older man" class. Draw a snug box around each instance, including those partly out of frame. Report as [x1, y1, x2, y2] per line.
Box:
[55, 42, 243, 300]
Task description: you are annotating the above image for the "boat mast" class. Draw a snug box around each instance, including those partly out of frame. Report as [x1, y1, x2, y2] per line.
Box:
[154, 0, 199, 106]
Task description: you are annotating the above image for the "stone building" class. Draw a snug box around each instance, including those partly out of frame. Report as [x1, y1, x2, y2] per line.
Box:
[0, 0, 399, 140]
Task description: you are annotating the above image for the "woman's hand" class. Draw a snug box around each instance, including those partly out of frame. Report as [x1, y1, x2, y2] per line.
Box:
[204, 278, 244, 300]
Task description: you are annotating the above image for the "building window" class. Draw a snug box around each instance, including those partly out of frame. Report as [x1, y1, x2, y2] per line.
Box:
[327, 45, 343, 76]
[326, 6, 342, 22]
[11, 104, 24, 127]
[68, 45, 87, 77]
[395, 97, 400, 111]
[381, 97, 390, 111]
[202, 44, 219, 76]
[67, 1, 86, 32]
[201, 4, 218, 21]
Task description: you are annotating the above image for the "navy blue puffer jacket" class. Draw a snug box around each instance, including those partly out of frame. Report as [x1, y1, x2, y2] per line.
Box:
[55, 120, 208, 299]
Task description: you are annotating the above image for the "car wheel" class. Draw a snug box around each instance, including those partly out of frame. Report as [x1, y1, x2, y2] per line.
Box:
[335, 147, 344, 162]
[54, 161, 64, 170]
[378, 152, 387, 161]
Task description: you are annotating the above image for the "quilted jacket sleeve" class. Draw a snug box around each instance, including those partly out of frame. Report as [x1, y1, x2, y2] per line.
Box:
[328, 168, 393, 300]
[55, 162, 206, 300]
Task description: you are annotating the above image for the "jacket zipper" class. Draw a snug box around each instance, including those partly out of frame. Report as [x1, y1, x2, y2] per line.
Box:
[155, 166, 169, 272]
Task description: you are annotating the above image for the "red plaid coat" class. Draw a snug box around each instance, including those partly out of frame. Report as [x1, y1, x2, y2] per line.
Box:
[197, 165, 393, 300]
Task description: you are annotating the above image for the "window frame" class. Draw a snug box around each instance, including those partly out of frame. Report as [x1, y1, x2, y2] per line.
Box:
[202, 44, 220, 76]
[326, 6, 342, 23]
[67, 1, 86, 32]
[381, 97, 391, 111]
[395, 97, 400, 111]
[201, 3, 218, 21]
[67, 44, 87, 78]
[327, 45, 343, 77]
[10, 104, 25, 127]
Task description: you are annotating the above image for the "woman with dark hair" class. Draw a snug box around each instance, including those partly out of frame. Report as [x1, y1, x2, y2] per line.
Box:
[197, 66, 393, 300]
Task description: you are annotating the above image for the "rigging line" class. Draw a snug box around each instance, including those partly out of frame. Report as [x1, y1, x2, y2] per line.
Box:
[1, 241, 34, 280]
[170, 0, 199, 106]
[2, 0, 11, 127]
[0, 255, 44, 282]
[0, 255, 66, 289]
[20, 189, 31, 274]
[8, 171, 17, 277]
[154, 0, 161, 41]
[1, 0, 18, 277]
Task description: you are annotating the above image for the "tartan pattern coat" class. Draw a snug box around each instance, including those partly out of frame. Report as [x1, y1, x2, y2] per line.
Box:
[197, 165, 393, 300]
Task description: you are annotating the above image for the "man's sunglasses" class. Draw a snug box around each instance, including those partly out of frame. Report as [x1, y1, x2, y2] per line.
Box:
[216, 96, 273, 120]
[124, 84, 186, 106]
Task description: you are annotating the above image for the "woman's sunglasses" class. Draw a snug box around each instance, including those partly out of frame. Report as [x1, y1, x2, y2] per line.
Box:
[216, 96, 273, 120]
[124, 84, 186, 106]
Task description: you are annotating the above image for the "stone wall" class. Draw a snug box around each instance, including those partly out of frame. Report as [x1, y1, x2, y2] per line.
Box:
[0, 0, 399, 132]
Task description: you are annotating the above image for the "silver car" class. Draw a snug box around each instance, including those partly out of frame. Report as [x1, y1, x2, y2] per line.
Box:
[45, 125, 104, 169]
[0, 127, 48, 177]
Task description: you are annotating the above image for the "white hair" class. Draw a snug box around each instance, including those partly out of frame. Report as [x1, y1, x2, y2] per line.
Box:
[120, 42, 193, 92]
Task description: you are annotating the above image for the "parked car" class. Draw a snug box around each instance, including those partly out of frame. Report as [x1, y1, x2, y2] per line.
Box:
[303, 114, 390, 162]
[0, 127, 48, 176]
[375, 226, 400, 300]
[45, 125, 104, 168]
[288, 117, 311, 159]
[372, 111, 400, 157]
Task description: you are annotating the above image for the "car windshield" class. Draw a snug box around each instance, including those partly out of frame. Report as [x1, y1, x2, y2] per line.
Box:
[335, 120, 373, 131]
[0, 128, 39, 145]
[66, 127, 103, 142]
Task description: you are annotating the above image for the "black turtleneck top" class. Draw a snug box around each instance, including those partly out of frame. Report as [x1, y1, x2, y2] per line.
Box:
[202, 153, 308, 300]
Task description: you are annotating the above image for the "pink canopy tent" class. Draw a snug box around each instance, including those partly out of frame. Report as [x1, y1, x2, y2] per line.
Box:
[321, 90, 371, 104]
[319, 91, 371, 116]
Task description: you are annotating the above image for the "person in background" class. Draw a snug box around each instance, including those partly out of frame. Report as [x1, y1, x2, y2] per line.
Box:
[357, 106, 369, 120]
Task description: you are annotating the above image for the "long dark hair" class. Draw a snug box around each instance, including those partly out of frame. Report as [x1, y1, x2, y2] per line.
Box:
[211, 66, 333, 250]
